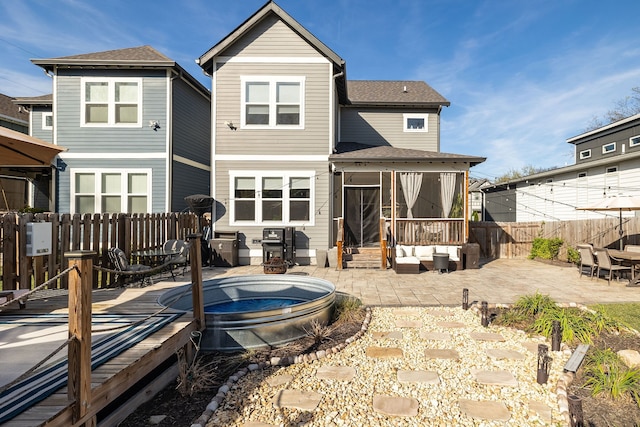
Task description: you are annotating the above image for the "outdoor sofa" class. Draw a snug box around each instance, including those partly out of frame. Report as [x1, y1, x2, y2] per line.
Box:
[392, 244, 463, 274]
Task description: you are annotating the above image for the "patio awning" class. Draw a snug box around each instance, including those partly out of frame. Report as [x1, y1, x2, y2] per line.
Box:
[0, 127, 65, 167]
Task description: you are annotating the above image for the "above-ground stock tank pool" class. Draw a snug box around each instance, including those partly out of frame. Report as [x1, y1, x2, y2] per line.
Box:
[158, 275, 336, 351]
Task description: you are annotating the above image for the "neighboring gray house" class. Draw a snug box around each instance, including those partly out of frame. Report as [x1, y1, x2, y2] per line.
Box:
[25, 46, 211, 213]
[0, 93, 29, 133]
[198, 1, 484, 265]
[483, 113, 640, 222]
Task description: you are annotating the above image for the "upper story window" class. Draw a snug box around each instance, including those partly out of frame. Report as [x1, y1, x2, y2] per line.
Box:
[403, 113, 429, 132]
[81, 78, 142, 127]
[42, 112, 53, 130]
[602, 142, 616, 154]
[241, 76, 305, 129]
[630, 135, 640, 148]
[579, 149, 591, 160]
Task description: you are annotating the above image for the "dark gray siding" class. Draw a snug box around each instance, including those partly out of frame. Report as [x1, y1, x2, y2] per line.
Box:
[574, 119, 640, 164]
[171, 78, 210, 162]
[171, 161, 210, 213]
[484, 188, 516, 222]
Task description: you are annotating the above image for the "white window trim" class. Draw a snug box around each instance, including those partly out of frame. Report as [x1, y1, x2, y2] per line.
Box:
[602, 142, 616, 154]
[606, 166, 618, 174]
[70, 168, 152, 213]
[403, 113, 429, 133]
[80, 77, 142, 127]
[229, 170, 315, 226]
[579, 149, 591, 160]
[630, 135, 640, 147]
[240, 76, 305, 130]
[42, 112, 53, 130]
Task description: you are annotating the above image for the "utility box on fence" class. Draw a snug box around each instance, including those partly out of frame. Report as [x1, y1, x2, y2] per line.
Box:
[26, 222, 52, 256]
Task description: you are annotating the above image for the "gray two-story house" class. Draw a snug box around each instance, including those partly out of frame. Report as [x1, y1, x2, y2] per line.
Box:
[27, 46, 211, 213]
[198, 1, 484, 265]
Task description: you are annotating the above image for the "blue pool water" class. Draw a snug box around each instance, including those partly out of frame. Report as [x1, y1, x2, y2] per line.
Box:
[204, 298, 305, 313]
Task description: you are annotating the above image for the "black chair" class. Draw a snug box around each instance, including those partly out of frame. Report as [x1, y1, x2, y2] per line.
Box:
[107, 247, 153, 286]
[163, 239, 190, 280]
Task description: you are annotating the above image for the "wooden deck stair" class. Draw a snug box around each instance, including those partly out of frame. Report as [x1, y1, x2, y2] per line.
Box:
[344, 247, 384, 269]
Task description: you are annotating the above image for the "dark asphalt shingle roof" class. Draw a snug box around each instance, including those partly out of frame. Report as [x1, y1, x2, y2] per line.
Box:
[0, 93, 29, 123]
[12, 94, 53, 106]
[346, 80, 450, 106]
[34, 45, 173, 64]
[330, 142, 485, 166]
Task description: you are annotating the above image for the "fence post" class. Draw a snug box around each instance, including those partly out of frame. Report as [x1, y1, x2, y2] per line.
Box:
[187, 233, 205, 331]
[66, 250, 95, 423]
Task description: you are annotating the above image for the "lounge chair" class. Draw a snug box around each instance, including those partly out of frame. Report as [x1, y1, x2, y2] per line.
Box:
[108, 247, 153, 286]
[595, 247, 631, 285]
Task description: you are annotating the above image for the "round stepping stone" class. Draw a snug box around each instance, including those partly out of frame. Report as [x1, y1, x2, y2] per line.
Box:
[473, 370, 518, 386]
[458, 399, 511, 421]
[419, 331, 451, 341]
[485, 348, 526, 360]
[528, 400, 552, 422]
[397, 370, 439, 384]
[395, 319, 423, 328]
[470, 331, 505, 341]
[366, 346, 404, 358]
[372, 395, 419, 417]
[272, 389, 322, 411]
[372, 331, 403, 340]
[266, 374, 294, 387]
[436, 321, 466, 328]
[424, 348, 459, 359]
[316, 366, 356, 381]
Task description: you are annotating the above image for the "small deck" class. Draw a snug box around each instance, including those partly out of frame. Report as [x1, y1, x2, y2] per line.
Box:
[1, 280, 197, 427]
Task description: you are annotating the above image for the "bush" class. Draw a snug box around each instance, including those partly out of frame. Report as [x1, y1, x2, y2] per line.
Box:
[567, 246, 580, 265]
[529, 237, 564, 260]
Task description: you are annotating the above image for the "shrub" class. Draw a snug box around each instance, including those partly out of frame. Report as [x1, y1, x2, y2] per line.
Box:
[513, 291, 557, 316]
[567, 246, 580, 265]
[584, 348, 640, 403]
[533, 308, 596, 344]
[529, 237, 564, 260]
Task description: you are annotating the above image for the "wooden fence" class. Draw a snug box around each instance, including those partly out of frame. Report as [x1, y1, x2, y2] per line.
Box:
[469, 216, 640, 260]
[1, 212, 198, 291]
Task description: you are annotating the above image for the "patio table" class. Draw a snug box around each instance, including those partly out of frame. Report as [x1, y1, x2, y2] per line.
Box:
[608, 249, 640, 286]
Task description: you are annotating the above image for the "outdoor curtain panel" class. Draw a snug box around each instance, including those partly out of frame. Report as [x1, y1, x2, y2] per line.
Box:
[399, 172, 423, 219]
[440, 172, 457, 218]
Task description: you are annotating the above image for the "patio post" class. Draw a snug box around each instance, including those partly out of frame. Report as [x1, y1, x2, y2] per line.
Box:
[66, 250, 95, 423]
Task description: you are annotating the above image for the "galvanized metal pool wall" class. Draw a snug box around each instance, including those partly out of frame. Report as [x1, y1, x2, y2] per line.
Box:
[158, 275, 336, 351]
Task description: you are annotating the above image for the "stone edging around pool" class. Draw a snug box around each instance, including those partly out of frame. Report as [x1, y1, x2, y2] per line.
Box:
[189, 307, 373, 427]
[190, 304, 585, 427]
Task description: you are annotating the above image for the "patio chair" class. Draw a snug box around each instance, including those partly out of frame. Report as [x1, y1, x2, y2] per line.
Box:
[594, 247, 631, 285]
[577, 244, 597, 279]
[163, 239, 190, 280]
[107, 247, 153, 286]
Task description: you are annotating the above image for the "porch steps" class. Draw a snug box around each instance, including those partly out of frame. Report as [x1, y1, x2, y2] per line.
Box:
[345, 248, 384, 269]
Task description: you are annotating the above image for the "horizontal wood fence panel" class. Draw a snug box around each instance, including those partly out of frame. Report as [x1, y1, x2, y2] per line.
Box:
[1, 212, 197, 291]
[470, 217, 640, 261]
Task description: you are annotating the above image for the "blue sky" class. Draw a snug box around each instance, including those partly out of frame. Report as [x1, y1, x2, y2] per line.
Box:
[2, 0, 640, 180]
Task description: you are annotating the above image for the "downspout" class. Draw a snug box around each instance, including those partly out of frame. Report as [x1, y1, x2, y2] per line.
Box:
[330, 69, 344, 249]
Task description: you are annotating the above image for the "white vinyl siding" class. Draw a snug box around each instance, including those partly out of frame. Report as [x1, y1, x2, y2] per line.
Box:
[71, 168, 151, 214]
[81, 77, 142, 127]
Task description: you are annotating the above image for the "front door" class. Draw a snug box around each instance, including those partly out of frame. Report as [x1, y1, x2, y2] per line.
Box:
[344, 187, 380, 247]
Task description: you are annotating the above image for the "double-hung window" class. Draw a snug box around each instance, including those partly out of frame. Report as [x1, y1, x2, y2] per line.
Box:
[241, 76, 304, 129]
[81, 78, 142, 126]
[230, 172, 313, 225]
[72, 169, 151, 214]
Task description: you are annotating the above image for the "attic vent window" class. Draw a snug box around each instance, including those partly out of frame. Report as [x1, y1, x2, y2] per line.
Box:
[602, 142, 616, 154]
[403, 113, 428, 133]
[630, 135, 640, 147]
[579, 149, 591, 160]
